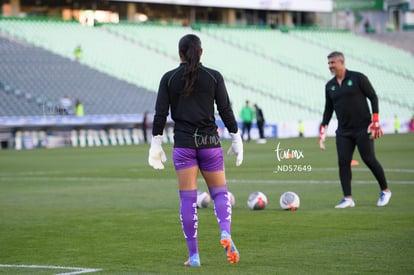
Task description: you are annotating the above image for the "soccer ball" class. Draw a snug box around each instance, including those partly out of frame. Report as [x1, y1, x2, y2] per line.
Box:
[247, 191, 268, 210]
[279, 191, 300, 211]
[227, 191, 235, 206]
[197, 191, 211, 208]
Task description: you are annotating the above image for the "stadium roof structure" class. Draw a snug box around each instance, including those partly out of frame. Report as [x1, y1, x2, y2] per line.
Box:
[110, 0, 334, 12]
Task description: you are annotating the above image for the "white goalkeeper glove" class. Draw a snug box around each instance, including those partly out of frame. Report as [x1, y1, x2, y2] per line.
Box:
[319, 125, 327, 150]
[227, 130, 243, 166]
[148, 135, 167, 169]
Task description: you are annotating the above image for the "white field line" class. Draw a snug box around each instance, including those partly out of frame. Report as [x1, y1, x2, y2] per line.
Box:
[0, 168, 413, 185]
[0, 167, 413, 177]
[0, 264, 101, 275]
[227, 179, 414, 184]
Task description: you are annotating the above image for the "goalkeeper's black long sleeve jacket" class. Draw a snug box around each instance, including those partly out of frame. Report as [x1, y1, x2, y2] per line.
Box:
[152, 63, 238, 148]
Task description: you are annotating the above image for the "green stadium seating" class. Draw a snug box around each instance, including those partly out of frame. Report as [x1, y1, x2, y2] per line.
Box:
[0, 18, 412, 122]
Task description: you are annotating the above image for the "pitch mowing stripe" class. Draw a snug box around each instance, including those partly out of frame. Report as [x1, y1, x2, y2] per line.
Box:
[228, 179, 414, 185]
[0, 264, 101, 274]
[0, 167, 413, 177]
[0, 176, 413, 185]
[314, 168, 414, 173]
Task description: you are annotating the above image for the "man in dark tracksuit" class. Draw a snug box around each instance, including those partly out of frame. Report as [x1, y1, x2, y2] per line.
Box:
[319, 51, 392, 208]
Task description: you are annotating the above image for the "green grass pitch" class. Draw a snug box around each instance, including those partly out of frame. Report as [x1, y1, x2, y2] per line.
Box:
[0, 134, 413, 274]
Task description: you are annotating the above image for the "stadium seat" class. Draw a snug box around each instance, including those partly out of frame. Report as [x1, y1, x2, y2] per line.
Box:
[123, 129, 132, 145]
[14, 131, 22, 150]
[78, 129, 87, 147]
[0, 19, 412, 124]
[108, 128, 118, 146]
[132, 128, 144, 144]
[99, 129, 109, 146]
[71, 130, 78, 147]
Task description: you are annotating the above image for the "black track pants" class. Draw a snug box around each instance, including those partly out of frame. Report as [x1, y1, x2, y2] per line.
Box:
[335, 128, 388, 197]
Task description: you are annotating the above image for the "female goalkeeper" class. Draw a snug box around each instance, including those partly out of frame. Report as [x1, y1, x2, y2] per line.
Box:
[148, 34, 243, 267]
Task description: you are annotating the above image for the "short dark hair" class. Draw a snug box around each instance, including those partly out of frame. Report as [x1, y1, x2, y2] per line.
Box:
[327, 51, 344, 59]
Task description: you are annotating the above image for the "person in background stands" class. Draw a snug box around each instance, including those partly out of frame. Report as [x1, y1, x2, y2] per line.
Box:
[74, 45, 82, 61]
[142, 111, 150, 143]
[254, 103, 266, 143]
[394, 115, 400, 134]
[240, 100, 254, 142]
[409, 115, 414, 133]
[75, 99, 84, 116]
[298, 120, 305, 137]
[59, 95, 72, 115]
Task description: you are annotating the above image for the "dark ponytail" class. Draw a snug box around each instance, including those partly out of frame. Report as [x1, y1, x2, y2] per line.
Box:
[179, 34, 201, 97]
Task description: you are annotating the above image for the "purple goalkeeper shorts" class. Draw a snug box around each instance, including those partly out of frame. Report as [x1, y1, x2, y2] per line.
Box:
[173, 147, 224, 171]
